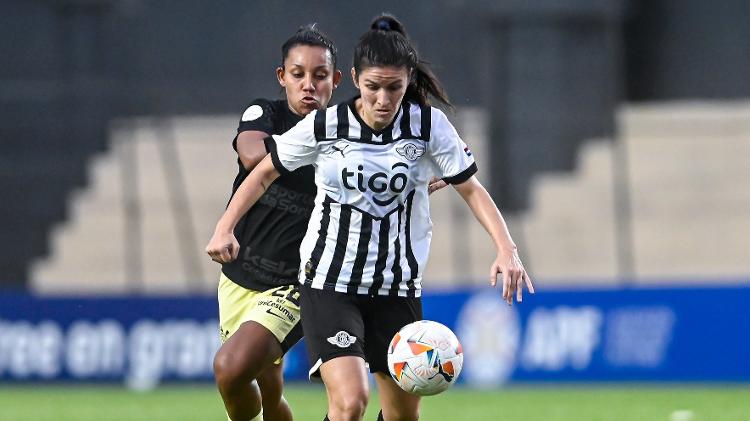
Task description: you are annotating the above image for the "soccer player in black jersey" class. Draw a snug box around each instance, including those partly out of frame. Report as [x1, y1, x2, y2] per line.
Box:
[208, 14, 535, 421]
[210, 25, 341, 421]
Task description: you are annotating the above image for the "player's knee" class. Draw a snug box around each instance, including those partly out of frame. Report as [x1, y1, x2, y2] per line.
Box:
[330, 391, 368, 420]
[213, 350, 251, 390]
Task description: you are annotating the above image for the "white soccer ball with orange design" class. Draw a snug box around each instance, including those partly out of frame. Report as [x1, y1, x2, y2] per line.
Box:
[386, 320, 463, 396]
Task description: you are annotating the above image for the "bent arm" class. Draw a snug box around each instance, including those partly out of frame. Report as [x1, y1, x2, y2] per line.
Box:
[206, 155, 279, 263]
[236, 130, 270, 171]
[218, 155, 279, 233]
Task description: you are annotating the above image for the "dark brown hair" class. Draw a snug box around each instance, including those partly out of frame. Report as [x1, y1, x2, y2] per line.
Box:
[281, 23, 337, 70]
[353, 14, 451, 109]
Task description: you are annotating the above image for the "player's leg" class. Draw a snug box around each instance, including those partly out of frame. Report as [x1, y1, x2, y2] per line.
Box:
[216, 275, 302, 421]
[256, 359, 293, 421]
[300, 284, 369, 421]
[214, 321, 281, 420]
[363, 294, 423, 421]
[320, 356, 370, 421]
[373, 372, 420, 421]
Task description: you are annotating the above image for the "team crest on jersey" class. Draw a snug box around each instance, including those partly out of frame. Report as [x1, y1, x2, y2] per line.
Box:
[327, 331, 357, 348]
[396, 143, 425, 161]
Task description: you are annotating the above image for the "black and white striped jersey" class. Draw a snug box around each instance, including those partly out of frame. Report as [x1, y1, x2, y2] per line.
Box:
[269, 96, 477, 297]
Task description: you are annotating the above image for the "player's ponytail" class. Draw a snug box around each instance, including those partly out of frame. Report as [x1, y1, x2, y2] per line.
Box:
[354, 14, 452, 109]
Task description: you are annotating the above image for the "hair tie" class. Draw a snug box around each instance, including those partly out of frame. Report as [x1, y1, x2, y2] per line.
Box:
[376, 19, 391, 31]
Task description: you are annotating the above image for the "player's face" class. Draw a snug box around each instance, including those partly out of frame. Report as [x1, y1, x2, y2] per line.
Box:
[353, 65, 410, 131]
[277, 45, 341, 116]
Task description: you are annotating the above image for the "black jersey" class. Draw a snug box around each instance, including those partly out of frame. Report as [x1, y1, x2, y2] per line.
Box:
[221, 98, 316, 291]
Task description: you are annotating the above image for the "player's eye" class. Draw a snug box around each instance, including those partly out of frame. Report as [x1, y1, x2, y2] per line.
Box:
[315, 72, 329, 80]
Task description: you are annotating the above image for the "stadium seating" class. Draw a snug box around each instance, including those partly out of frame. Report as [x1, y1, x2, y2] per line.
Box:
[30, 102, 750, 293]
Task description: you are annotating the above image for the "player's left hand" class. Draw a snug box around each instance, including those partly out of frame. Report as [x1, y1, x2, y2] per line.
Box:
[490, 249, 534, 305]
[428, 176, 448, 195]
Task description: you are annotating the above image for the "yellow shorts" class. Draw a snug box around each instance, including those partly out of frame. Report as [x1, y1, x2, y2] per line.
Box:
[217, 273, 302, 353]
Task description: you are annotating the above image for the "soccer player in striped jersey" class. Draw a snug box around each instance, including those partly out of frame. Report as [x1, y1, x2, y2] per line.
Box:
[210, 26, 341, 421]
[207, 14, 534, 421]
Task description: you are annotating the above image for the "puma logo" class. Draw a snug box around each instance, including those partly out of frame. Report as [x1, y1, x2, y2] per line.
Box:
[331, 144, 350, 157]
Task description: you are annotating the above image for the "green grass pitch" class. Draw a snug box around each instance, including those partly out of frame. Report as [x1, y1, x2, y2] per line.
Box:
[0, 384, 747, 420]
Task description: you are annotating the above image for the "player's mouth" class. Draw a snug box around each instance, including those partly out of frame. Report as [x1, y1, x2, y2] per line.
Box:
[375, 108, 391, 117]
[301, 96, 318, 105]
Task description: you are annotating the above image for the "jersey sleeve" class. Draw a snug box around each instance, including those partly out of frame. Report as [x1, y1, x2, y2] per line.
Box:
[269, 111, 319, 175]
[427, 108, 478, 184]
[232, 98, 276, 152]
[237, 98, 275, 134]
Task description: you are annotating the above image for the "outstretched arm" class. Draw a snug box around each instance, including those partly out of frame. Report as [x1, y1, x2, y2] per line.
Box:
[206, 155, 280, 263]
[452, 176, 535, 304]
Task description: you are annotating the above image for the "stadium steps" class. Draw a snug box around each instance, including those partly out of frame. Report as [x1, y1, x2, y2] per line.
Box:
[30, 102, 750, 293]
[31, 116, 237, 294]
[619, 102, 750, 281]
[518, 101, 750, 285]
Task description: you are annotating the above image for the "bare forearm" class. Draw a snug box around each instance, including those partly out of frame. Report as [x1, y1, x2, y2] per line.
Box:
[455, 178, 517, 254]
[216, 155, 279, 233]
[454, 176, 534, 302]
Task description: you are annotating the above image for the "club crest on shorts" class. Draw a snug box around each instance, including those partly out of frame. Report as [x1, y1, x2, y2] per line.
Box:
[327, 331, 357, 348]
[396, 143, 425, 161]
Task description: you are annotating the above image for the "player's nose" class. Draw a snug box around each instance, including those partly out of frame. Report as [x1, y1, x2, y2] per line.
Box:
[301, 74, 314, 91]
[376, 91, 390, 106]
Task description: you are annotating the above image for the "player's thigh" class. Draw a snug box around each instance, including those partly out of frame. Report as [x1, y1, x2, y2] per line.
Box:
[218, 274, 302, 347]
[300, 284, 366, 379]
[214, 320, 282, 379]
[320, 356, 370, 411]
[374, 372, 420, 421]
[216, 275, 302, 375]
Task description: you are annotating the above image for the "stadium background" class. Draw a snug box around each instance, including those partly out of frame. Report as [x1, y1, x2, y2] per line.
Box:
[1, 0, 749, 420]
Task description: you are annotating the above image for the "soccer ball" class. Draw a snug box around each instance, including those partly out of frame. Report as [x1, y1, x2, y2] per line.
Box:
[387, 320, 463, 396]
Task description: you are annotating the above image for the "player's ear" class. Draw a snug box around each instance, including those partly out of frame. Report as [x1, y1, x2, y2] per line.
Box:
[350, 67, 358, 89]
[333, 69, 342, 89]
[276, 67, 286, 87]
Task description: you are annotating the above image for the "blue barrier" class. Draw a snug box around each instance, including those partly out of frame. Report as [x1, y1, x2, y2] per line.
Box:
[1, 285, 748, 387]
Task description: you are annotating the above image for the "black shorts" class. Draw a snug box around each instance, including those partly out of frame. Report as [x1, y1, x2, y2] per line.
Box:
[300, 284, 422, 378]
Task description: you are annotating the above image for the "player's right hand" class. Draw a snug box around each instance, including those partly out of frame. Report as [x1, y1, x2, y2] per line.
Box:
[206, 232, 240, 264]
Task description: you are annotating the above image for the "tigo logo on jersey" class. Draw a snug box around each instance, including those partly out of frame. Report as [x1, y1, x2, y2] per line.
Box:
[327, 331, 357, 348]
[463, 147, 472, 157]
[341, 162, 409, 206]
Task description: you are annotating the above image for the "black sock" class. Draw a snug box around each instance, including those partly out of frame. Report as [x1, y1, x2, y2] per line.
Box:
[377, 410, 385, 421]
